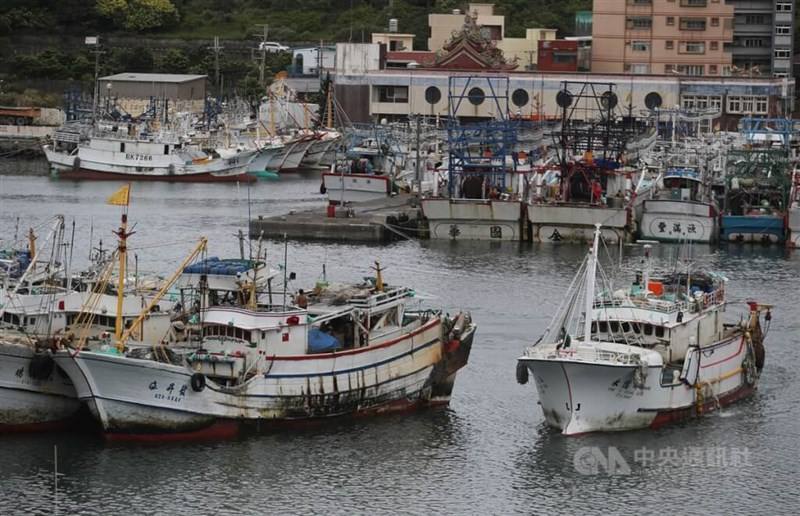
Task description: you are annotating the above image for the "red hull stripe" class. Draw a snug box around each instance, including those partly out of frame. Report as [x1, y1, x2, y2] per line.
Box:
[700, 336, 745, 369]
[104, 420, 240, 442]
[56, 168, 255, 183]
[273, 318, 441, 361]
[649, 382, 754, 429]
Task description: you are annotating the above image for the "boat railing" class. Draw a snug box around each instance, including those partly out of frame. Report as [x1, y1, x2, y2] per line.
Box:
[596, 288, 724, 314]
[346, 286, 414, 309]
[526, 343, 643, 365]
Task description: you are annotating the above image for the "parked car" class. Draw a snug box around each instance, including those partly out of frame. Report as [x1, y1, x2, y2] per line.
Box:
[259, 42, 290, 53]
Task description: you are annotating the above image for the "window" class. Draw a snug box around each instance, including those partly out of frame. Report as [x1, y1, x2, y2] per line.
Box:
[632, 41, 649, 52]
[681, 41, 705, 54]
[629, 0, 652, 4]
[743, 38, 765, 48]
[709, 65, 717, 74]
[598, 321, 608, 333]
[164, 144, 169, 155]
[610, 321, 620, 333]
[710, 41, 718, 50]
[630, 63, 650, 74]
[666, 16, 675, 26]
[744, 15, 767, 25]
[775, 49, 791, 59]
[680, 18, 707, 31]
[776, 2, 792, 12]
[677, 64, 705, 75]
[621, 322, 631, 333]
[710, 17, 719, 26]
[681, 0, 707, 5]
[665, 40, 674, 50]
[655, 326, 665, 338]
[776, 25, 792, 36]
[627, 17, 652, 29]
[726, 95, 768, 115]
[682, 95, 722, 111]
[375, 85, 409, 103]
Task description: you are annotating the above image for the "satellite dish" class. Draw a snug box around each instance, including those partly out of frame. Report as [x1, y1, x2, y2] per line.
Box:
[425, 86, 441, 105]
[601, 91, 618, 110]
[511, 89, 529, 108]
[644, 92, 663, 110]
[556, 89, 573, 108]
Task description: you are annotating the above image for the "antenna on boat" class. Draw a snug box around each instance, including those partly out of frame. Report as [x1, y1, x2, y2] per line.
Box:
[281, 233, 288, 310]
[66, 219, 75, 291]
[584, 224, 601, 343]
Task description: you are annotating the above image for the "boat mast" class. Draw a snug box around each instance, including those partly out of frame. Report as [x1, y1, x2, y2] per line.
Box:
[583, 224, 601, 343]
[107, 184, 132, 343]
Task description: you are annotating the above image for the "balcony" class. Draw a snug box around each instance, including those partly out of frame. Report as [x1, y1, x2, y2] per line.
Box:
[679, 18, 707, 31]
[680, 0, 707, 6]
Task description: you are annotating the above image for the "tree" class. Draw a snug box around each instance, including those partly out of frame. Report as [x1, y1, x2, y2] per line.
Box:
[95, 0, 179, 31]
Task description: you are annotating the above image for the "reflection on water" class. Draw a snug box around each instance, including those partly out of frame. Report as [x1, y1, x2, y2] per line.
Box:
[0, 173, 799, 513]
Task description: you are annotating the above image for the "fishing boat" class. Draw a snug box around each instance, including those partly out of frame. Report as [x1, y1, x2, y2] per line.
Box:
[720, 148, 790, 244]
[43, 122, 257, 183]
[638, 166, 718, 243]
[322, 136, 400, 205]
[788, 166, 800, 249]
[517, 226, 771, 435]
[54, 260, 476, 439]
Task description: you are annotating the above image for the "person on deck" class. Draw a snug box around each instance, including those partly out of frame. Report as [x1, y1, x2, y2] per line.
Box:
[295, 289, 308, 309]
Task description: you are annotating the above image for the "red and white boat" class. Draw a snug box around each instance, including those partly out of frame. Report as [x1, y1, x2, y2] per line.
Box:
[518, 227, 770, 435]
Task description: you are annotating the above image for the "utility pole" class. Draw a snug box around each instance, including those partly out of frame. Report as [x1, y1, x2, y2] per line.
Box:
[254, 24, 270, 87]
[208, 36, 223, 95]
[415, 115, 421, 199]
[85, 36, 103, 123]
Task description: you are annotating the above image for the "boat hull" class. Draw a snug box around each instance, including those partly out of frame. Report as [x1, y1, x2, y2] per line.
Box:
[720, 215, 785, 244]
[521, 334, 755, 435]
[639, 199, 717, 243]
[527, 203, 630, 244]
[422, 198, 523, 241]
[51, 168, 255, 183]
[56, 319, 475, 437]
[324, 173, 391, 204]
[0, 342, 80, 431]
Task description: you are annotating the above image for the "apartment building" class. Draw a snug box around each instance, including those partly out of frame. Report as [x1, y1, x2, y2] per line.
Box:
[727, 0, 795, 77]
[592, 0, 735, 76]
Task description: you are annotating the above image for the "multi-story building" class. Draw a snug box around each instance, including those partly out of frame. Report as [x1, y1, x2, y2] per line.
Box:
[592, 0, 735, 76]
[727, 0, 795, 77]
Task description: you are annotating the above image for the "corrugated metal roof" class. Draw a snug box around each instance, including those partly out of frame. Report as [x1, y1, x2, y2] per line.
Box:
[99, 73, 207, 83]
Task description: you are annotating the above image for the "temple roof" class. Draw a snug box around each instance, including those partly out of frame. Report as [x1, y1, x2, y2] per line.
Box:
[425, 13, 517, 71]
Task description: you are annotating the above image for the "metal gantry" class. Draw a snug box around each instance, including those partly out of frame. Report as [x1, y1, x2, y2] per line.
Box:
[446, 76, 518, 197]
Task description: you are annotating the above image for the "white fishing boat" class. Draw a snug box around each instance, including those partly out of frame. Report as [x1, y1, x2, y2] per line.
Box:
[54, 263, 476, 439]
[322, 140, 399, 205]
[300, 130, 341, 169]
[639, 166, 718, 243]
[517, 227, 770, 435]
[43, 123, 257, 183]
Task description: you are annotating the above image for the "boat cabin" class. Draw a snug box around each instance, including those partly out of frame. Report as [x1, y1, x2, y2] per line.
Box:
[660, 167, 703, 202]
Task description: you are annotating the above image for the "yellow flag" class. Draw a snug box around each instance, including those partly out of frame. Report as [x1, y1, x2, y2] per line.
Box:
[106, 184, 130, 206]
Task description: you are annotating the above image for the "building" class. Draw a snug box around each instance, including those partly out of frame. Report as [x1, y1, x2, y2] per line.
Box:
[372, 31, 415, 52]
[727, 0, 795, 77]
[332, 41, 794, 127]
[99, 73, 207, 115]
[537, 40, 578, 72]
[428, 3, 556, 69]
[592, 0, 734, 76]
[290, 46, 336, 76]
[429, 3, 504, 51]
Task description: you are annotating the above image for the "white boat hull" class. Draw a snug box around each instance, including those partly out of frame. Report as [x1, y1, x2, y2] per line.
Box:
[639, 199, 717, 243]
[0, 341, 79, 430]
[324, 173, 391, 204]
[521, 334, 756, 435]
[55, 319, 475, 437]
[527, 203, 629, 243]
[422, 199, 523, 241]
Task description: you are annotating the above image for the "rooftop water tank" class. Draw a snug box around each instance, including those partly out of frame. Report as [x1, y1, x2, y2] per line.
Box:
[388, 18, 398, 33]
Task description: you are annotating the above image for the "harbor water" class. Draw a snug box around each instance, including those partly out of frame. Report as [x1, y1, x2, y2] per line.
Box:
[1, 170, 799, 514]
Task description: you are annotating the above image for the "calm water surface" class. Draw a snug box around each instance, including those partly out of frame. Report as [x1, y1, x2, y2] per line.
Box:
[0, 171, 798, 514]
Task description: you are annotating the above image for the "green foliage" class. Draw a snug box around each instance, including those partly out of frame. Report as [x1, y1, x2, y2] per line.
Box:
[95, 0, 179, 31]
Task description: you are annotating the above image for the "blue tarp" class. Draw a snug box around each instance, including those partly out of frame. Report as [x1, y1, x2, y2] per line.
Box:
[308, 329, 341, 353]
[184, 257, 259, 276]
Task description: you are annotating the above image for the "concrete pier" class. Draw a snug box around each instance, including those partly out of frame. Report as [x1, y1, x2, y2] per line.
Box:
[249, 194, 426, 243]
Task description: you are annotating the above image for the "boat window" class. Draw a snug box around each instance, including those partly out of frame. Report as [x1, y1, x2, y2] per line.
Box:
[261, 331, 266, 339]
[235, 327, 242, 340]
[243, 330, 251, 342]
[621, 322, 631, 333]
[631, 323, 641, 334]
[655, 326, 665, 338]
[644, 324, 653, 336]
[598, 321, 608, 333]
[164, 145, 170, 155]
[120, 142, 125, 152]
[610, 321, 620, 333]
[591, 322, 598, 333]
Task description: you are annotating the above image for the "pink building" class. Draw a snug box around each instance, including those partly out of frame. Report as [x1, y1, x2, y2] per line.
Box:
[592, 0, 734, 76]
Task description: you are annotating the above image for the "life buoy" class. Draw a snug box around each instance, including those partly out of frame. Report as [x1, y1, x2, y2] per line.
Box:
[190, 372, 206, 392]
